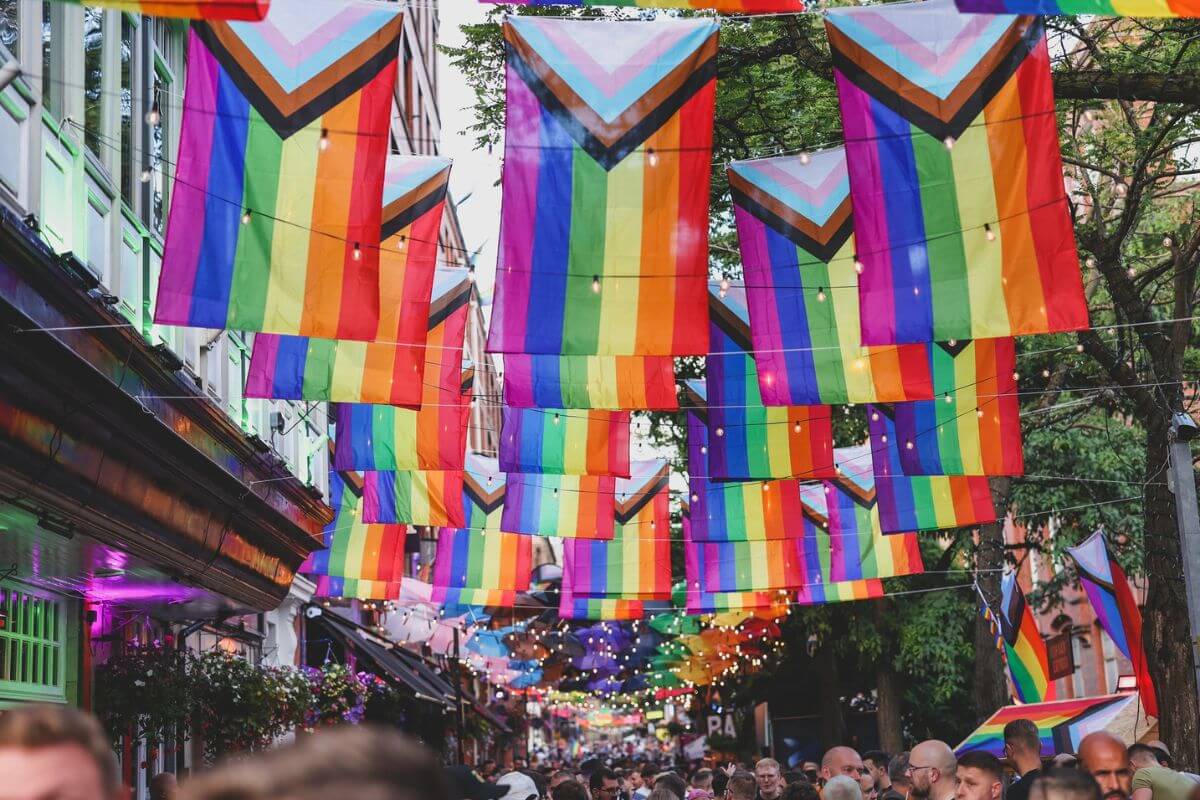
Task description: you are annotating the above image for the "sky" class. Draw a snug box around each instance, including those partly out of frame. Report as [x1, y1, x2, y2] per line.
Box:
[438, 2, 502, 306]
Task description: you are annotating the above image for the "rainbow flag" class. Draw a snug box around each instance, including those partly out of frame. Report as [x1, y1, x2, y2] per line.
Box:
[999, 572, 1055, 703]
[795, 482, 889, 604]
[431, 529, 532, 592]
[462, 452, 507, 530]
[867, 406, 998, 533]
[731, 149, 934, 405]
[558, 590, 648, 621]
[499, 407, 632, 477]
[564, 461, 673, 598]
[245, 161, 458, 406]
[685, 588, 790, 615]
[157, 0, 403, 339]
[796, 579, 884, 605]
[503, 355, 678, 410]
[1067, 531, 1157, 716]
[362, 469, 464, 528]
[303, 471, 407, 600]
[685, 537, 804, 593]
[483, 0, 804, 11]
[56, 0, 269, 19]
[500, 472, 617, 539]
[893, 339, 1023, 476]
[826, 0, 1088, 345]
[955, 0, 1200, 16]
[955, 694, 1145, 758]
[707, 283, 835, 480]
[488, 17, 716, 356]
[431, 587, 519, 609]
[822, 460, 925, 582]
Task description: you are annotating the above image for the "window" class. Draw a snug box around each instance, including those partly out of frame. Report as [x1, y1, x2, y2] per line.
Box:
[0, 0, 18, 61]
[0, 585, 67, 704]
[40, 1, 59, 117]
[83, 8, 106, 160]
[120, 15, 135, 201]
[150, 24, 175, 235]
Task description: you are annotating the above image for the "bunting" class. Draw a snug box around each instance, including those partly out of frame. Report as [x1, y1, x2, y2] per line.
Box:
[503, 355, 679, 410]
[999, 572, 1055, 703]
[955, 0, 1200, 16]
[892, 339, 1023, 476]
[499, 408, 632, 477]
[57, 0, 269, 18]
[500, 472, 617, 539]
[730, 149, 934, 405]
[826, 0, 1088, 345]
[867, 405, 998, 533]
[157, 0, 403, 338]
[488, 16, 717, 356]
[431, 529, 533, 592]
[1066, 531, 1157, 717]
[361, 469, 465, 528]
[685, 588, 791, 615]
[558, 591, 648, 621]
[707, 283, 836, 481]
[245, 165, 458, 406]
[431, 587, 519, 609]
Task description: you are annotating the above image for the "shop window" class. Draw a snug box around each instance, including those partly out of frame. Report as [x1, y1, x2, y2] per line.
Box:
[0, 585, 67, 704]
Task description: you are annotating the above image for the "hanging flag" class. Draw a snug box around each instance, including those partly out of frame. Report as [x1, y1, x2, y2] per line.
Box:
[482, 0, 804, 12]
[499, 407, 632, 477]
[826, 0, 1088, 345]
[707, 283, 836, 481]
[500, 472, 617, 539]
[55, 0, 269, 20]
[685, 538, 804, 593]
[890, 339, 1023, 476]
[303, 471, 406, 600]
[157, 0, 404, 338]
[329, 274, 471, 472]
[867, 405, 998, 533]
[796, 579, 885, 605]
[730, 149, 934, 405]
[558, 590, 648, 621]
[822, 454, 926, 582]
[563, 461, 673, 598]
[488, 17, 717, 356]
[362, 469, 465, 528]
[503, 355, 678, 410]
[999, 572, 1056, 703]
[246, 162, 457, 406]
[795, 482, 888, 604]
[955, 0, 1200, 17]
[462, 452, 507, 530]
[685, 588, 790, 615]
[431, 529, 533, 592]
[431, 587, 519, 609]
[1066, 531, 1157, 717]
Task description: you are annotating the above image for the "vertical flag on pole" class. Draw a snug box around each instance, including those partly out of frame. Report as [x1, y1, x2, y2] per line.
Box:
[999, 571, 1055, 703]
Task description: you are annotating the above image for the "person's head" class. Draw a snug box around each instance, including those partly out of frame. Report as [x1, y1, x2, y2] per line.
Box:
[656, 773, 689, 800]
[553, 780, 589, 800]
[888, 753, 911, 793]
[552, 772, 577, 790]
[0, 704, 121, 800]
[1144, 742, 1171, 768]
[181, 726, 448, 800]
[954, 752, 1002, 800]
[1077, 733, 1132, 800]
[1028, 769, 1103, 800]
[692, 771, 714, 791]
[592, 768, 621, 800]
[643, 767, 660, 787]
[499, 773, 541, 800]
[726, 771, 758, 800]
[756, 759, 784, 799]
[823, 776, 865, 800]
[821, 747, 872, 798]
[1003, 719, 1043, 770]
[863, 753, 892, 791]
[631, 771, 646, 791]
[1051, 755, 1079, 770]
[151, 773, 179, 800]
[781, 781, 820, 800]
[649, 788, 682, 800]
[481, 762, 499, 779]
[1126, 745, 1161, 771]
[905, 741, 956, 800]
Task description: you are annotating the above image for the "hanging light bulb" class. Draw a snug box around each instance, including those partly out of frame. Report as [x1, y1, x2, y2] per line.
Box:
[241, 208, 252, 226]
[1012, 371, 1020, 381]
[553, 412, 561, 426]
[905, 440, 914, 450]
[647, 148, 659, 167]
[881, 434, 888, 443]
[799, 151, 811, 165]
[1127, 266, 1136, 278]
[1086, 256, 1097, 268]
[984, 223, 995, 242]
[398, 235, 406, 251]
[944, 393, 953, 404]
[793, 421, 801, 434]
[140, 168, 152, 183]
[854, 256, 864, 275]
[145, 100, 160, 126]
[870, 410, 879, 422]
[1042, 368, 1051, 378]
[943, 135, 956, 150]
[1164, 235, 1174, 248]
[1076, 343, 1085, 353]
[715, 427, 724, 437]
[592, 275, 601, 294]
[320, 128, 330, 151]
[977, 408, 985, 418]
[353, 242, 362, 261]
[913, 286, 921, 296]
[816, 287, 827, 303]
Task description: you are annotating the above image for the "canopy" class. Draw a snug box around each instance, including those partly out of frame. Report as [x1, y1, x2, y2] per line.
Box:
[956, 693, 1154, 757]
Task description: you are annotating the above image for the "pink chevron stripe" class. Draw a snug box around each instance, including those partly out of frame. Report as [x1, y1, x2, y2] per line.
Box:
[844, 11, 997, 77]
[238, 4, 379, 71]
[747, 158, 848, 209]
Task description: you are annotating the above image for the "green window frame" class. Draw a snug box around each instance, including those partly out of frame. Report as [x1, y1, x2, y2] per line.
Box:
[0, 584, 69, 705]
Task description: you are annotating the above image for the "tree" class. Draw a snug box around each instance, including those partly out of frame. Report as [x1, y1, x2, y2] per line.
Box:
[446, 8, 1200, 764]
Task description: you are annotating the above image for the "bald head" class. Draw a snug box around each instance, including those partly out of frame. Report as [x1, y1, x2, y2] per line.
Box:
[907, 741, 957, 800]
[825, 776, 864, 800]
[822, 747, 872, 799]
[1077, 733, 1131, 800]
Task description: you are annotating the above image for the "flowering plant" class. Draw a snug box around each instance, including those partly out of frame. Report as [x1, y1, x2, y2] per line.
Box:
[94, 643, 194, 746]
[302, 662, 368, 728]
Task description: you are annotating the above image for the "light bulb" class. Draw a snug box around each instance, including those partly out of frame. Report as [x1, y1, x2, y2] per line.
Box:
[871, 411, 879, 422]
[1086, 256, 1097, 268]
[145, 101, 160, 126]
[719, 276, 730, 292]
[943, 136, 956, 150]
[647, 148, 659, 167]
[320, 128, 330, 151]
[715, 427, 724, 437]
[140, 169, 152, 184]
[1076, 343, 1085, 353]
[881, 434, 888, 443]
[977, 408, 985, 418]
[854, 257, 865, 275]
[913, 286, 921, 296]
[353, 242, 362, 260]
[944, 394, 953, 404]
[1164, 235, 1174, 247]
[1013, 371, 1020, 381]
[553, 413, 560, 426]
[905, 440, 914, 450]
[398, 236, 406, 251]
[799, 152, 811, 165]
[1042, 368, 1051, 378]
[816, 287, 827, 303]
[241, 209, 252, 225]
[793, 421, 801, 433]
[1127, 267, 1136, 278]
[592, 275, 601, 294]
[985, 223, 995, 241]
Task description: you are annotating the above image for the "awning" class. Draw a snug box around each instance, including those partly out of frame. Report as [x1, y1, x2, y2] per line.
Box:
[463, 689, 513, 734]
[316, 612, 451, 707]
[956, 693, 1154, 756]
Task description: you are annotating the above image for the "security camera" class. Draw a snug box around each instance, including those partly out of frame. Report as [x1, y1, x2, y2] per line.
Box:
[305, 606, 323, 619]
[1172, 411, 1199, 442]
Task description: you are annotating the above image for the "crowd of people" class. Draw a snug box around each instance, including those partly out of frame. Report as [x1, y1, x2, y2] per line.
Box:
[1, 704, 1198, 800]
